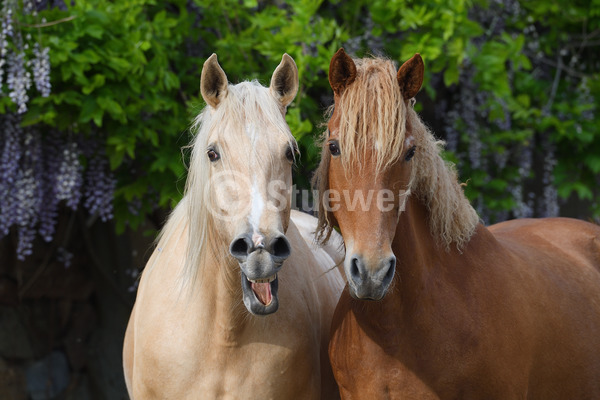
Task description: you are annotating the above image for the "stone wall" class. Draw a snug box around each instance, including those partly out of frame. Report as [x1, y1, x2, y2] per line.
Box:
[0, 211, 152, 400]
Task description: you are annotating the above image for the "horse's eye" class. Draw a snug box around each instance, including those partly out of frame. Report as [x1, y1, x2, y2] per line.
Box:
[328, 141, 340, 157]
[285, 146, 295, 162]
[404, 146, 416, 162]
[207, 149, 220, 162]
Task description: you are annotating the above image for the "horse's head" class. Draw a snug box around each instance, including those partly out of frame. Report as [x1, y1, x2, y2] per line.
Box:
[192, 53, 299, 315]
[316, 49, 424, 300]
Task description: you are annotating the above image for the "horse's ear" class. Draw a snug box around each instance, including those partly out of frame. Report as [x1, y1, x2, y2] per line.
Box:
[329, 48, 356, 95]
[201, 53, 228, 108]
[397, 53, 424, 100]
[270, 53, 299, 108]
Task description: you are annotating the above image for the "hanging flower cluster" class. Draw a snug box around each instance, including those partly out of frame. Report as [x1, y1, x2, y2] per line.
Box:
[437, 0, 571, 223]
[0, 1, 118, 261]
[0, 114, 116, 260]
[1, 0, 51, 113]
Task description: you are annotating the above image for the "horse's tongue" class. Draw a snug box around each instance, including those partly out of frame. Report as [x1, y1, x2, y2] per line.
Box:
[251, 282, 272, 305]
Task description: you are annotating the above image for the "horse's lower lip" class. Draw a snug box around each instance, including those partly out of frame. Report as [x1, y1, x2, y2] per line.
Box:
[240, 272, 279, 315]
[246, 274, 277, 284]
[348, 283, 386, 301]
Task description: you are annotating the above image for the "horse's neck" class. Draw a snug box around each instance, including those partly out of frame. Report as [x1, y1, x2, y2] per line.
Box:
[393, 195, 450, 279]
[196, 245, 248, 340]
[368, 196, 496, 326]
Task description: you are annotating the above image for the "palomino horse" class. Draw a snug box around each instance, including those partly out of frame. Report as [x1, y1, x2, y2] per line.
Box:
[123, 54, 345, 399]
[314, 48, 600, 399]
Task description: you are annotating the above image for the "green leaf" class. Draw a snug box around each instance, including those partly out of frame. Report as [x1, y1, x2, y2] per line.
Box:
[139, 41, 151, 51]
[107, 57, 131, 73]
[516, 94, 530, 108]
[79, 97, 99, 123]
[443, 65, 459, 86]
[97, 96, 124, 117]
[109, 149, 126, 170]
[85, 24, 104, 39]
[164, 71, 180, 90]
[82, 74, 106, 95]
[584, 154, 600, 174]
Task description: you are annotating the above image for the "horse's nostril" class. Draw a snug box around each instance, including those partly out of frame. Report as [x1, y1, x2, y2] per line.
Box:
[383, 256, 396, 284]
[271, 235, 291, 260]
[350, 257, 361, 281]
[230, 236, 250, 260]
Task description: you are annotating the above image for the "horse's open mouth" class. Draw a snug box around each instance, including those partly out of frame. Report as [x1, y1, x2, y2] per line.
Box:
[240, 272, 280, 315]
[247, 274, 277, 305]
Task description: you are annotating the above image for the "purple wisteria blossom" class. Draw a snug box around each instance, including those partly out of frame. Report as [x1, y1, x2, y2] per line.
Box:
[0, 114, 115, 259]
[30, 43, 51, 97]
[14, 167, 40, 259]
[56, 246, 73, 268]
[12, 128, 43, 260]
[83, 142, 116, 222]
[0, 113, 23, 236]
[55, 142, 83, 209]
[0, 0, 12, 87]
[6, 49, 32, 114]
[38, 131, 61, 241]
[1, 0, 52, 111]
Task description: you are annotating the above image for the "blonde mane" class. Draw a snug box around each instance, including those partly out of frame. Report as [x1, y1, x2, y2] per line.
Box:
[315, 56, 479, 250]
[155, 81, 296, 288]
[407, 106, 480, 250]
[333, 57, 408, 174]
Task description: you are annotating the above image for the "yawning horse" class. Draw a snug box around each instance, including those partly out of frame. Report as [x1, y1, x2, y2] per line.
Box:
[314, 48, 600, 399]
[123, 54, 344, 399]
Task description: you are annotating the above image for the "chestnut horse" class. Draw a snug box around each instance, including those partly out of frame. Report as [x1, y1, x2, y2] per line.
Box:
[123, 54, 345, 399]
[314, 48, 600, 399]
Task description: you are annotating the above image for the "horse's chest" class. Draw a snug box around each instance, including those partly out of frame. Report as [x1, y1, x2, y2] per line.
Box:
[329, 302, 526, 400]
[191, 340, 319, 398]
[330, 311, 439, 400]
[139, 326, 319, 399]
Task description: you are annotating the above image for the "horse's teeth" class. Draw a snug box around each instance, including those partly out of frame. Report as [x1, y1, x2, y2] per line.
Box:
[247, 274, 276, 284]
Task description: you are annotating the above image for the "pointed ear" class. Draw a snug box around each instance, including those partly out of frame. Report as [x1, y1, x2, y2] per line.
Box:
[200, 53, 228, 108]
[270, 53, 299, 108]
[397, 53, 424, 100]
[329, 48, 357, 96]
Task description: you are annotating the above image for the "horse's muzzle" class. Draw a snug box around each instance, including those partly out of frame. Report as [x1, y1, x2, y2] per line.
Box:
[230, 232, 291, 315]
[229, 233, 291, 264]
[346, 253, 396, 300]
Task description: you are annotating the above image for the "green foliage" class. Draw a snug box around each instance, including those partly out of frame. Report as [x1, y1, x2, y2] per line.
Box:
[190, 0, 348, 187]
[463, 0, 600, 220]
[13, 0, 350, 231]
[20, 0, 196, 231]
[5, 0, 600, 232]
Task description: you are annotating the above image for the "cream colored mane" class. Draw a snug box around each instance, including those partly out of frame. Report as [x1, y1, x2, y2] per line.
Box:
[155, 80, 296, 287]
[316, 56, 479, 250]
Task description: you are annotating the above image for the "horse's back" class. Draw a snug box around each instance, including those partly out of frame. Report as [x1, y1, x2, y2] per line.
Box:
[489, 217, 600, 398]
[490, 217, 600, 273]
[291, 209, 346, 277]
[286, 211, 345, 323]
[288, 210, 345, 400]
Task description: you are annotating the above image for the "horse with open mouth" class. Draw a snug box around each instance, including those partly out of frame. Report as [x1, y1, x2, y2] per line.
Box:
[314, 48, 600, 399]
[123, 54, 345, 399]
